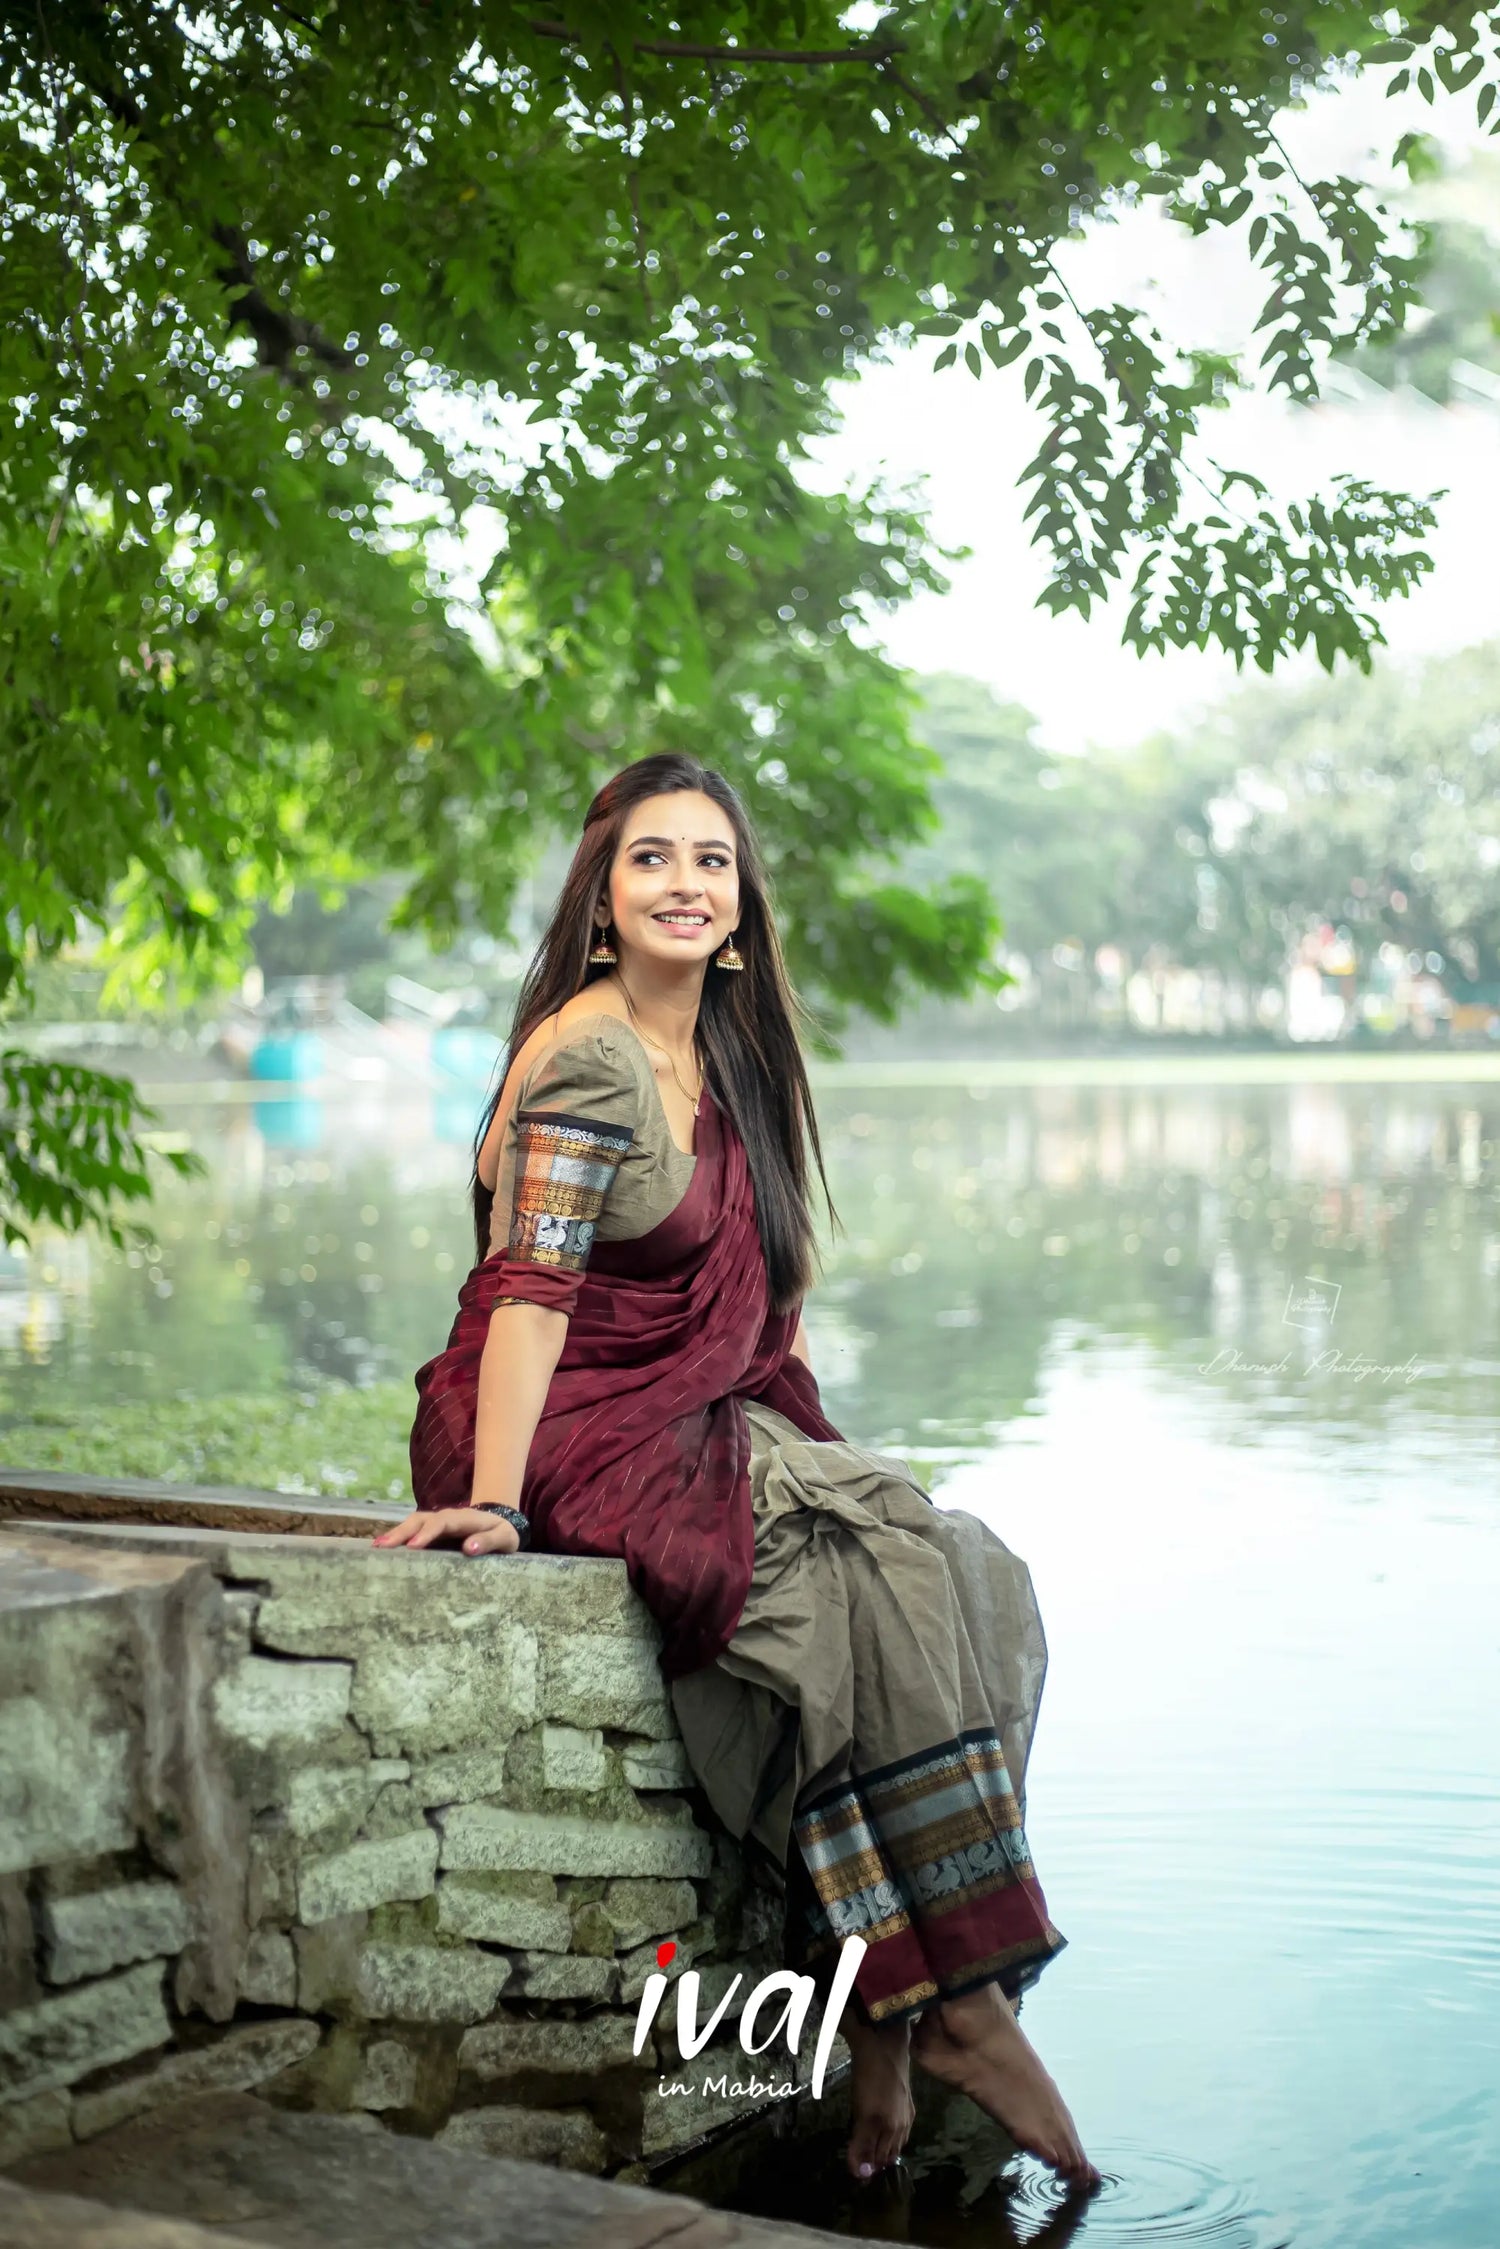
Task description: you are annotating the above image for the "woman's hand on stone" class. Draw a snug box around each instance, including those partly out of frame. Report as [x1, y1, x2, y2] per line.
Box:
[371, 1507, 521, 1556]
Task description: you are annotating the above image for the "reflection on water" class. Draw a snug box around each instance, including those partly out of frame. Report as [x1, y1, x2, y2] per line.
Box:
[0, 1085, 475, 1401]
[2, 1069, 1497, 2248]
[807, 1078, 1498, 1461]
[732, 2123, 1288, 2247]
[970, 2142, 1279, 2246]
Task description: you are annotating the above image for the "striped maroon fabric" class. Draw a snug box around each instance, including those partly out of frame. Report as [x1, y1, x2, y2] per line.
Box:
[409, 1081, 844, 1679]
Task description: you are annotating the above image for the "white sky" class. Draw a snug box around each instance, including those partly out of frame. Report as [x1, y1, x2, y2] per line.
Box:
[809, 73, 1500, 755]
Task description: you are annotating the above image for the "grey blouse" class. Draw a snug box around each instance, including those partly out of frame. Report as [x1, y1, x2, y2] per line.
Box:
[486, 1012, 699, 1267]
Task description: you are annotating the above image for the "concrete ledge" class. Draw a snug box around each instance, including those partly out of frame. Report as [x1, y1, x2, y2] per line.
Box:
[0, 1467, 404, 1540]
[5, 2091, 886, 2249]
[0, 2176, 270, 2249]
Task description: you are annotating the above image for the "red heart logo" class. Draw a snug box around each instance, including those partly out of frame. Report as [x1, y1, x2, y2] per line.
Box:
[656, 1940, 677, 1969]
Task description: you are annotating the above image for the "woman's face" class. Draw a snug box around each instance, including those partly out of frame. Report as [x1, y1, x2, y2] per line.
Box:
[605, 790, 742, 970]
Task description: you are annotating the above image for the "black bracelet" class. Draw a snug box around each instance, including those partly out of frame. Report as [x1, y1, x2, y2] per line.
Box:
[470, 1502, 532, 1551]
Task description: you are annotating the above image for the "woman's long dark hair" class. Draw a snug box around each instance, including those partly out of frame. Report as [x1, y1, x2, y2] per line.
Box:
[471, 754, 841, 1315]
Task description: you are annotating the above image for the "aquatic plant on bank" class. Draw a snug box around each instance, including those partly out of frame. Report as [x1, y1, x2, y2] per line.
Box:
[0, 1377, 414, 1502]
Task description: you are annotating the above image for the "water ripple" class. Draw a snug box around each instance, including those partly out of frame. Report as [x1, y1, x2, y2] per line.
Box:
[1004, 2144, 1288, 2247]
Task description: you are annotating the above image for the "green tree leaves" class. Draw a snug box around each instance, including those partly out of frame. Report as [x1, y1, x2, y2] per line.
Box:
[0, 1053, 203, 1252]
[1125, 477, 1442, 673]
[2, 2, 1495, 1242]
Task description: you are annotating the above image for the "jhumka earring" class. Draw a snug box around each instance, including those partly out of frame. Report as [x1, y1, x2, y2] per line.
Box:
[714, 929, 745, 972]
[588, 923, 617, 965]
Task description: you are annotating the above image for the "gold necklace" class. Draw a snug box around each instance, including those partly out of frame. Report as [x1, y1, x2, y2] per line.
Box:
[616, 978, 704, 1115]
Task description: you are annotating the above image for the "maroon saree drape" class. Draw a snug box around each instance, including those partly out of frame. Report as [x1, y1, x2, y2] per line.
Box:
[409, 1083, 844, 1680]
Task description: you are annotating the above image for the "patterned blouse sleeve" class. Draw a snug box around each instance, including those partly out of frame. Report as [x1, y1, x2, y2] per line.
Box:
[487, 1030, 641, 1318]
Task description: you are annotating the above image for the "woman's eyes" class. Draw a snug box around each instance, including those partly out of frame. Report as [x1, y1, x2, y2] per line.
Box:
[633, 852, 731, 868]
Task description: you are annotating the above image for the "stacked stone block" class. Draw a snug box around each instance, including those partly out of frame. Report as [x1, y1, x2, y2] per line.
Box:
[0, 1514, 837, 2181]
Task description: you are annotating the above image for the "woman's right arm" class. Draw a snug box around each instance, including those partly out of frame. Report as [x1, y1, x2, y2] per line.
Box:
[375, 1301, 566, 1554]
[380, 1027, 640, 1559]
[470, 1300, 568, 1511]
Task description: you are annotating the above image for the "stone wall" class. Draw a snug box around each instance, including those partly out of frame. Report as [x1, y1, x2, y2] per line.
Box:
[0, 1508, 828, 2181]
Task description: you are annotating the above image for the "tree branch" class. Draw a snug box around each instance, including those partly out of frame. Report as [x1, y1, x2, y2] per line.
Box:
[525, 21, 900, 67]
[53, 44, 353, 381]
[878, 59, 967, 158]
[34, 0, 91, 550]
[609, 46, 653, 326]
[1041, 257, 1259, 528]
[212, 225, 355, 374]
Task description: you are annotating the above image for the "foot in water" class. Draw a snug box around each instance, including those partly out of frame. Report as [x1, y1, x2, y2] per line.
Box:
[840, 1991, 1022, 2179]
[910, 1981, 1102, 2192]
[840, 2008, 917, 2180]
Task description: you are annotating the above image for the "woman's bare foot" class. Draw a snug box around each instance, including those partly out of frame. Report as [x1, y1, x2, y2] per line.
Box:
[910, 1982, 1101, 2191]
[840, 2009, 916, 2180]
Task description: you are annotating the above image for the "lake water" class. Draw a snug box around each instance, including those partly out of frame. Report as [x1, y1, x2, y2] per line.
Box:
[4, 1062, 1497, 2248]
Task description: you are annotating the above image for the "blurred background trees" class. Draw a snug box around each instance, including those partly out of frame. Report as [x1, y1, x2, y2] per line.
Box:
[894, 643, 1500, 1046]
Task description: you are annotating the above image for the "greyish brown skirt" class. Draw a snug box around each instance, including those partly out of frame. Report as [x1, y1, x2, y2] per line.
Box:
[668, 1399, 1070, 2026]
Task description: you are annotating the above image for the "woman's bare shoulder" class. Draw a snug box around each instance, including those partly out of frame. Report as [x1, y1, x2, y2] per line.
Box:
[526, 991, 636, 1068]
[554, 990, 632, 1039]
[476, 993, 635, 1190]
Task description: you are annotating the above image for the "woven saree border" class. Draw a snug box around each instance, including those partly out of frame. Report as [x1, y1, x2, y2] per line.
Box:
[514, 1106, 635, 1146]
[799, 1723, 1017, 1812]
[505, 1108, 634, 1272]
[786, 1724, 1066, 2025]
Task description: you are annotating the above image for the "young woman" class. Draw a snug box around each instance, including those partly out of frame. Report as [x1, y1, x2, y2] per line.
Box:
[377, 753, 1101, 2195]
